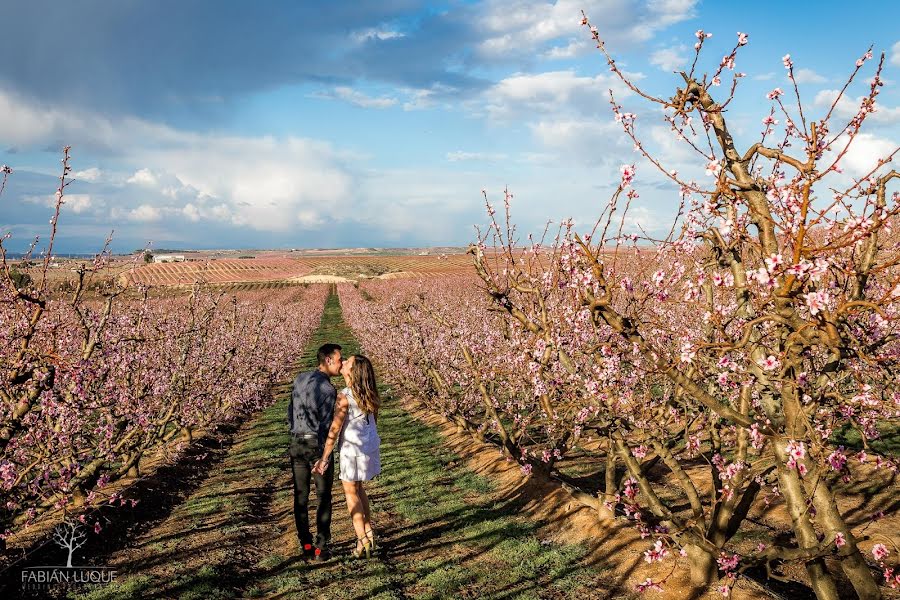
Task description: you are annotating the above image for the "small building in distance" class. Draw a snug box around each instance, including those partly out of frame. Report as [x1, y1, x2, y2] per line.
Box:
[153, 254, 186, 263]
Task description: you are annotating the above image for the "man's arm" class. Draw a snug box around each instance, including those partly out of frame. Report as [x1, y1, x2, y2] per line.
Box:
[319, 380, 337, 427]
[287, 377, 297, 431]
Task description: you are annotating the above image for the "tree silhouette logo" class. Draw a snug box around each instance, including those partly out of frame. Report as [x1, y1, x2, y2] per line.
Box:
[52, 521, 88, 568]
[19, 519, 117, 595]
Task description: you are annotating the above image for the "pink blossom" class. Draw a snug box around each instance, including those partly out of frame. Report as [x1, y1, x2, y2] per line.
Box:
[827, 450, 847, 471]
[765, 253, 783, 272]
[717, 552, 740, 572]
[782, 54, 793, 69]
[759, 355, 780, 371]
[705, 159, 722, 177]
[834, 532, 846, 548]
[766, 88, 784, 100]
[737, 32, 748, 46]
[644, 539, 670, 563]
[805, 290, 830, 316]
[873, 543, 889, 562]
[786, 440, 806, 461]
[620, 164, 636, 188]
[636, 578, 663, 593]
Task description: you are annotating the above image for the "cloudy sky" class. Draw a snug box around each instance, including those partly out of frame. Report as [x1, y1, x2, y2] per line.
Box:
[0, 0, 898, 253]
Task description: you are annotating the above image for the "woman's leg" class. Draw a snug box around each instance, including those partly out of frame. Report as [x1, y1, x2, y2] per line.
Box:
[358, 483, 376, 548]
[342, 480, 367, 542]
[359, 483, 374, 530]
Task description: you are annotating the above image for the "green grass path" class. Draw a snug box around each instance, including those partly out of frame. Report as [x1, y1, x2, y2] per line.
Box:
[74, 290, 624, 600]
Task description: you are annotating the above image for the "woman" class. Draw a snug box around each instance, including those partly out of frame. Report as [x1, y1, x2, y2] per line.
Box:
[313, 354, 381, 558]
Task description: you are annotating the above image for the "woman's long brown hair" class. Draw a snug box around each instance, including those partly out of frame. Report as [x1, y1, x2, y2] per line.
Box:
[350, 355, 380, 416]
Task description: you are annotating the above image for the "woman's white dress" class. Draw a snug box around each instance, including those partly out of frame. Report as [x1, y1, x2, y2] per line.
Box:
[337, 387, 381, 482]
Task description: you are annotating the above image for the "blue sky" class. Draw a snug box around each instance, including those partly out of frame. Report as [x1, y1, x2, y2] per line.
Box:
[0, 0, 897, 253]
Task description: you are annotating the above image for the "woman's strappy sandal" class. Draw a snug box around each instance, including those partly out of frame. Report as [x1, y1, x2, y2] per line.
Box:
[365, 526, 378, 553]
[351, 536, 372, 559]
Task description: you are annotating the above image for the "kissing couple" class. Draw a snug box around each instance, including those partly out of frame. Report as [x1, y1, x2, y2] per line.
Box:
[286, 343, 382, 561]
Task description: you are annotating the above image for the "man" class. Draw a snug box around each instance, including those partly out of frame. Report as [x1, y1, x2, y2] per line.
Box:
[288, 342, 342, 560]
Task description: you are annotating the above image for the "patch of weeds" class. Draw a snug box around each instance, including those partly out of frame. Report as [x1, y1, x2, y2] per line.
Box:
[269, 570, 306, 593]
[69, 574, 154, 600]
[255, 553, 285, 570]
[221, 523, 245, 535]
[172, 565, 233, 600]
[454, 471, 494, 494]
[419, 563, 467, 597]
[182, 495, 226, 517]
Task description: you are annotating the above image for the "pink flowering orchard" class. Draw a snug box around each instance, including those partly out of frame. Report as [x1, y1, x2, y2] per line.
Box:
[0, 150, 327, 547]
[337, 20, 900, 600]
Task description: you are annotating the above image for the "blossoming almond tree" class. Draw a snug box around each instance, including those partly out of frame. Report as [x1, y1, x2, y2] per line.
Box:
[0, 152, 328, 547]
[557, 16, 896, 598]
[339, 19, 900, 600]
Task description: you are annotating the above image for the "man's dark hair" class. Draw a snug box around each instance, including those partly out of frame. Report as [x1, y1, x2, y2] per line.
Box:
[317, 343, 342, 366]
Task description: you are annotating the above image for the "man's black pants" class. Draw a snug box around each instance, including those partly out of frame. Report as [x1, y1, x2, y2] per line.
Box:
[289, 435, 334, 548]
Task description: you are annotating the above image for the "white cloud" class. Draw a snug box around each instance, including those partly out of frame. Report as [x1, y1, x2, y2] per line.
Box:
[126, 168, 159, 186]
[820, 132, 897, 179]
[814, 89, 900, 124]
[182, 203, 201, 222]
[544, 39, 585, 59]
[330, 87, 397, 109]
[753, 73, 775, 81]
[649, 46, 687, 72]
[400, 84, 456, 111]
[529, 118, 627, 165]
[446, 151, 508, 162]
[72, 167, 101, 182]
[403, 88, 436, 111]
[891, 41, 900, 67]
[136, 136, 355, 231]
[351, 27, 404, 43]
[476, 0, 698, 59]
[65, 194, 94, 214]
[0, 87, 358, 233]
[128, 204, 162, 222]
[792, 68, 827, 84]
[480, 70, 640, 121]
[24, 192, 97, 214]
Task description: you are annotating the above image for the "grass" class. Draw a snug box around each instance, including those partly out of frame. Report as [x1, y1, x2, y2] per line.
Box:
[831, 422, 900, 456]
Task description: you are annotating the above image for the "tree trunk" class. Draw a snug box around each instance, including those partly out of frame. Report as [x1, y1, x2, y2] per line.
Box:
[127, 453, 141, 478]
[773, 449, 840, 600]
[599, 446, 617, 522]
[70, 486, 86, 508]
[686, 544, 717, 587]
[807, 471, 882, 600]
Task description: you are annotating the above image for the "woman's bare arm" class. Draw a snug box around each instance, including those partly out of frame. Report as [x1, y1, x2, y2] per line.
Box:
[314, 393, 349, 473]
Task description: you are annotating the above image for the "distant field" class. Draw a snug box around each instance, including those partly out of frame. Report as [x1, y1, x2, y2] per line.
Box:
[121, 252, 477, 287]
